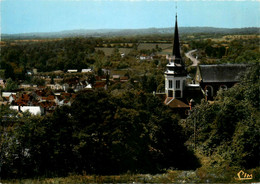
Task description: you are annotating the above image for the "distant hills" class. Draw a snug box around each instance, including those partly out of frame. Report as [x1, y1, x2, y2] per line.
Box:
[2, 27, 259, 39]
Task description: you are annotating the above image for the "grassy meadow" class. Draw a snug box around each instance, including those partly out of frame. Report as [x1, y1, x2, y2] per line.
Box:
[1, 167, 260, 184]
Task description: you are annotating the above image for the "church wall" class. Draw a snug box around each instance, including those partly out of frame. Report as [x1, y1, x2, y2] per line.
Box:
[165, 75, 186, 98]
[200, 82, 237, 100]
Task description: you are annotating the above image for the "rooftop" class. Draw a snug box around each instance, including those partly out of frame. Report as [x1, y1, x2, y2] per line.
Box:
[165, 97, 189, 108]
[199, 64, 249, 83]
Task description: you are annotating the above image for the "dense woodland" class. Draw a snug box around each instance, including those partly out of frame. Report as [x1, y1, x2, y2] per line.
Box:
[0, 33, 259, 179]
[186, 65, 259, 169]
[1, 89, 199, 178]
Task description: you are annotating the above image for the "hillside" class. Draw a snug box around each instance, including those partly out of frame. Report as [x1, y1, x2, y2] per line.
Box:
[2, 27, 259, 39]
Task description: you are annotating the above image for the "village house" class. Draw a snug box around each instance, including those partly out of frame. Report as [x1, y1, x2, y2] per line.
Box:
[120, 53, 125, 58]
[81, 68, 92, 73]
[67, 69, 78, 73]
[3, 86, 77, 115]
[120, 76, 129, 82]
[10, 106, 44, 115]
[2, 92, 17, 98]
[140, 54, 153, 61]
[112, 75, 120, 81]
[46, 83, 63, 90]
[19, 84, 32, 89]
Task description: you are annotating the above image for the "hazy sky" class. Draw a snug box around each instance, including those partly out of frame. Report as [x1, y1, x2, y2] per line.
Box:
[1, 0, 260, 34]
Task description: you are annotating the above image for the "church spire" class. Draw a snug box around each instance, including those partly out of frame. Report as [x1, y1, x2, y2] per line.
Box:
[164, 9, 187, 100]
[172, 14, 182, 59]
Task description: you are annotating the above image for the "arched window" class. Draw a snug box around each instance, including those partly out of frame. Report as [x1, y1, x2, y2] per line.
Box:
[205, 85, 214, 97]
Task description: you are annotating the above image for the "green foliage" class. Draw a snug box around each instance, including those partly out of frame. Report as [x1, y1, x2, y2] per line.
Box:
[31, 77, 46, 86]
[0, 105, 18, 123]
[1, 34, 259, 81]
[221, 38, 260, 64]
[111, 48, 121, 61]
[205, 45, 226, 58]
[0, 38, 96, 77]
[186, 64, 260, 169]
[0, 90, 199, 178]
[86, 73, 96, 87]
[185, 58, 193, 66]
[3, 167, 260, 183]
[189, 36, 259, 65]
[5, 78, 18, 91]
[0, 70, 5, 79]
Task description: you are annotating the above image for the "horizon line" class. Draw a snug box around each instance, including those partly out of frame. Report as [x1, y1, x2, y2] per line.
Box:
[2, 26, 259, 35]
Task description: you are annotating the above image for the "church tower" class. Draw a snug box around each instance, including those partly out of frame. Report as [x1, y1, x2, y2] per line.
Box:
[165, 14, 187, 99]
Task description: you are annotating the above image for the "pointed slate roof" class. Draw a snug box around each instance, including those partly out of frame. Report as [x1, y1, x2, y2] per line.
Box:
[165, 14, 186, 76]
[172, 15, 182, 59]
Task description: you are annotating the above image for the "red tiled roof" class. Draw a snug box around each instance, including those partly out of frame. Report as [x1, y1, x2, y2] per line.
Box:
[15, 94, 31, 106]
[61, 92, 71, 97]
[165, 98, 189, 108]
[16, 99, 27, 106]
[95, 76, 106, 81]
[94, 82, 106, 88]
[120, 76, 129, 81]
[47, 95, 55, 101]
[42, 97, 48, 100]
[39, 101, 56, 108]
[71, 94, 77, 99]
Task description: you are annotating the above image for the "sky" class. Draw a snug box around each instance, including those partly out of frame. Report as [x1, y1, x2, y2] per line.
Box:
[1, 0, 260, 34]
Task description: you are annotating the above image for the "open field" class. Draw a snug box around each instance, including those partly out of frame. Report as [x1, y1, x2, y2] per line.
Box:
[208, 34, 260, 42]
[138, 43, 172, 50]
[0, 39, 62, 46]
[110, 69, 130, 76]
[95, 47, 132, 56]
[137, 43, 173, 55]
[95, 43, 173, 56]
[96, 43, 173, 56]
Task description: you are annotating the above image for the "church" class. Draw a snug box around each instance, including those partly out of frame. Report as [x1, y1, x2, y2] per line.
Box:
[163, 14, 249, 110]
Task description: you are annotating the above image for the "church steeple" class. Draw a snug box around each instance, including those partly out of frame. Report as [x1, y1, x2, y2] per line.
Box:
[164, 12, 187, 99]
[173, 14, 181, 59]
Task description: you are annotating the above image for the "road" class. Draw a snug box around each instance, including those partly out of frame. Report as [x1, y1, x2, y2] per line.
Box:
[185, 49, 199, 66]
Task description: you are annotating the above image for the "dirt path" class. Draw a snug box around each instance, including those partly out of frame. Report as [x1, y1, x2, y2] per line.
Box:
[185, 49, 199, 66]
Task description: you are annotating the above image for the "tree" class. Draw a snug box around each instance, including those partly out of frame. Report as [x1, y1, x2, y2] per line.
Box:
[31, 77, 46, 86]
[86, 73, 96, 88]
[147, 74, 157, 93]
[5, 78, 18, 91]
[111, 48, 121, 61]
[186, 64, 260, 169]
[1, 89, 199, 178]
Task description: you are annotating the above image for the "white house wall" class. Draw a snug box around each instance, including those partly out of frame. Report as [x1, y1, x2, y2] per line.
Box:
[10, 106, 44, 115]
